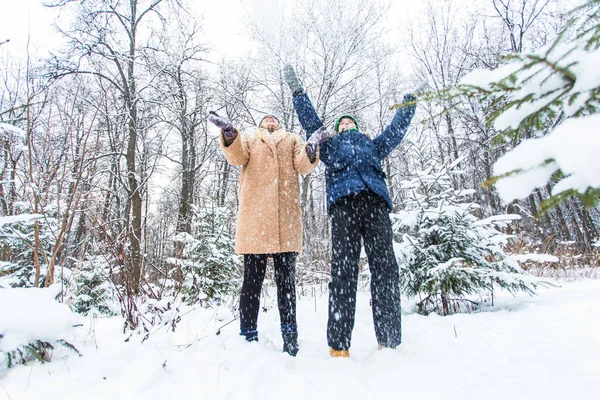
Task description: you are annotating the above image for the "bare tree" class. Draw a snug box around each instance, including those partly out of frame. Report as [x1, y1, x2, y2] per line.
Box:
[152, 14, 212, 239]
[46, 0, 170, 304]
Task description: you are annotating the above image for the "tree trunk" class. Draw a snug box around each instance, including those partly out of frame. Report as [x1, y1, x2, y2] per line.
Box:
[218, 161, 229, 208]
[528, 193, 538, 219]
[547, 184, 573, 242]
[126, 107, 143, 295]
[483, 147, 498, 214]
[124, 0, 143, 297]
[176, 135, 193, 235]
[581, 208, 599, 241]
[569, 199, 593, 253]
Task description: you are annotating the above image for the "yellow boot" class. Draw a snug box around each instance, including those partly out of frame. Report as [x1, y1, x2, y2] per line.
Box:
[329, 348, 350, 358]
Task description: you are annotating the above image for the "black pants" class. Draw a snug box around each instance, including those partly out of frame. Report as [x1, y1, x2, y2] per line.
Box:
[239, 252, 297, 338]
[327, 191, 402, 350]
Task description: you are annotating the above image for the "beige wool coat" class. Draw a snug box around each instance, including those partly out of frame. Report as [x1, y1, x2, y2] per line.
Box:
[220, 127, 318, 255]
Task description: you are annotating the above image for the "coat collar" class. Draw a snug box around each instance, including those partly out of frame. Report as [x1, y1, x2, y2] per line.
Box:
[257, 128, 287, 155]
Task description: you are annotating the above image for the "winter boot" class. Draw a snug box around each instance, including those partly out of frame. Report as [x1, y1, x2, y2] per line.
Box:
[281, 323, 299, 356]
[329, 348, 350, 358]
[240, 328, 258, 342]
[282, 333, 299, 356]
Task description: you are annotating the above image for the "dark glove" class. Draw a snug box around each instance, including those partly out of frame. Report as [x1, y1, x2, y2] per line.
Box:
[306, 125, 330, 147]
[393, 94, 417, 124]
[305, 126, 329, 163]
[306, 142, 317, 163]
[208, 111, 236, 137]
[283, 64, 304, 96]
[402, 93, 416, 103]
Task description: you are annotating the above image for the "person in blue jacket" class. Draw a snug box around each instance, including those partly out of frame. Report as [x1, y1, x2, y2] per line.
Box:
[284, 64, 417, 357]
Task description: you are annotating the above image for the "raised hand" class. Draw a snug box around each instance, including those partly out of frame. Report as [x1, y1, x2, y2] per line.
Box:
[283, 64, 304, 96]
[393, 93, 417, 123]
[414, 81, 429, 95]
[402, 93, 416, 104]
[208, 111, 236, 137]
[305, 125, 330, 162]
[306, 125, 330, 146]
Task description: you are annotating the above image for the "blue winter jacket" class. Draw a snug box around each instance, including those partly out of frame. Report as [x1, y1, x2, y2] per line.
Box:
[292, 92, 416, 213]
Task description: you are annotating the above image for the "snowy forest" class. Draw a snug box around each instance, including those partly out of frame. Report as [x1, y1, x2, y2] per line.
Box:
[1, 0, 599, 398]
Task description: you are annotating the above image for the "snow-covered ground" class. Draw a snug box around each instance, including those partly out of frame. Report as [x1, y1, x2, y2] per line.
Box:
[1, 279, 600, 400]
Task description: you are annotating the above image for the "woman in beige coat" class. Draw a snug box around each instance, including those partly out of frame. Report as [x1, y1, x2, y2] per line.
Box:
[208, 112, 319, 356]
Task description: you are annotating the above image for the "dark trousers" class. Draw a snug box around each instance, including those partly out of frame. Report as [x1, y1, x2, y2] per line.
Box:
[239, 252, 297, 338]
[327, 191, 402, 350]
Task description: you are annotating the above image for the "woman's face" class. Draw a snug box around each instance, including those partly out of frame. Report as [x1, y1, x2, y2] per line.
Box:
[261, 115, 280, 130]
[338, 117, 356, 132]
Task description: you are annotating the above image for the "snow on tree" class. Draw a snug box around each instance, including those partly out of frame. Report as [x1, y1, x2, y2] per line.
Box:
[0, 205, 54, 288]
[65, 256, 119, 317]
[455, 0, 600, 212]
[0, 285, 80, 369]
[0, 123, 25, 138]
[167, 204, 241, 306]
[394, 159, 553, 316]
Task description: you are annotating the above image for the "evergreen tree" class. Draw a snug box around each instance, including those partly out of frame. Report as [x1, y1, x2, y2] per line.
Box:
[395, 160, 546, 316]
[168, 203, 241, 306]
[67, 256, 118, 317]
[0, 204, 57, 288]
[453, 0, 600, 212]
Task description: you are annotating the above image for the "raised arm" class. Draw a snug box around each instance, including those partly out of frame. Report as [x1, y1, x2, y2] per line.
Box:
[292, 92, 324, 139]
[219, 129, 249, 166]
[372, 94, 417, 160]
[284, 64, 325, 139]
[284, 64, 333, 164]
[209, 111, 249, 166]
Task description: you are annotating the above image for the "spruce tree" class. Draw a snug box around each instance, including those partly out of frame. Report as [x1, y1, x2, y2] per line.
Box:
[0, 205, 57, 288]
[168, 204, 241, 306]
[453, 0, 600, 212]
[395, 160, 546, 316]
[68, 256, 117, 316]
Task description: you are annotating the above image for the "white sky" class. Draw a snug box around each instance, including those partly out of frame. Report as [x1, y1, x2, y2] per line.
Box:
[0, 0, 427, 60]
[0, 0, 253, 59]
[0, 0, 60, 55]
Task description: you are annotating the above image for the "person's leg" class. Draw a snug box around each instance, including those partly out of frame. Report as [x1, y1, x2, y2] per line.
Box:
[273, 252, 299, 355]
[362, 194, 402, 348]
[327, 196, 362, 352]
[239, 254, 268, 341]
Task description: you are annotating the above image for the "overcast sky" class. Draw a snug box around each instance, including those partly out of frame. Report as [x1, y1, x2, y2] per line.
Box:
[0, 0, 249, 59]
[0, 0, 427, 61]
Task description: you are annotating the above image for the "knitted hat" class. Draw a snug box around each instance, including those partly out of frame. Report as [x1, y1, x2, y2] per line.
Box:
[334, 114, 359, 132]
[259, 114, 281, 127]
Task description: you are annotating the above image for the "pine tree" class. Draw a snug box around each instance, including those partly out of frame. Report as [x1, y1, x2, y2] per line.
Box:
[4, 339, 81, 369]
[453, 0, 600, 212]
[67, 256, 118, 316]
[395, 160, 545, 316]
[168, 204, 241, 306]
[0, 204, 57, 288]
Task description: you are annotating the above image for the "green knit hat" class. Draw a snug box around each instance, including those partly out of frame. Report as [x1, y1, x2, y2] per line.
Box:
[334, 114, 359, 132]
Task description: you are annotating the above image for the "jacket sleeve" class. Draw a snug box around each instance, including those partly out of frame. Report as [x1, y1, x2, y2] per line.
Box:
[219, 128, 249, 166]
[372, 104, 416, 160]
[292, 92, 333, 164]
[292, 93, 324, 139]
[293, 135, 319, 175]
